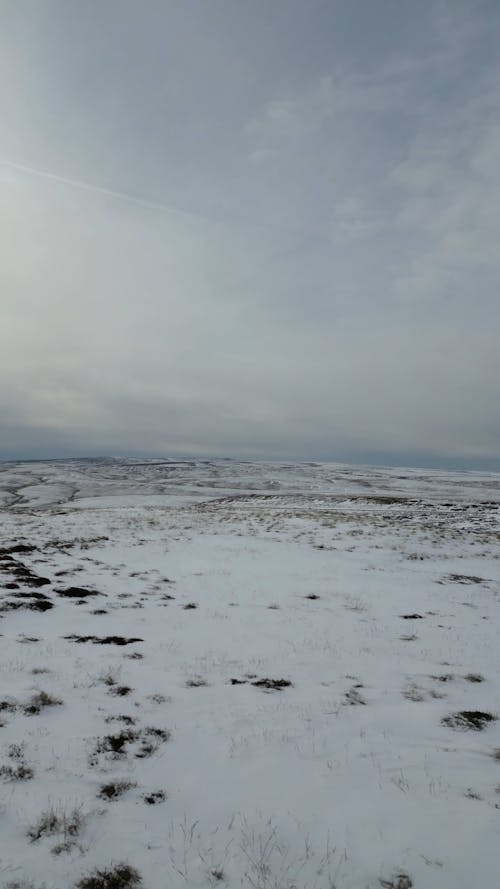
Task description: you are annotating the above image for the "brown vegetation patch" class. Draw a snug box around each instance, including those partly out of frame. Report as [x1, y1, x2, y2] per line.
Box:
[442, 710, 496, 731]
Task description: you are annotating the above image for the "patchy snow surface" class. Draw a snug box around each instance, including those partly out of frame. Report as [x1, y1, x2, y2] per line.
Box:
[0, 458, 499, 889]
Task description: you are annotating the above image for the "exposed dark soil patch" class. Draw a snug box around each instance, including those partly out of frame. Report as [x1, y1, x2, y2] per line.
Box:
[185, 677, 208, 687]
[431, 673, 455, 683]
[64, 635, 143, 645]
[402, 683, 426, 702]
[94, 729, 140, 756]
[109, 686, 133, 697]
[0, 762, 34, 781]
[447, 574, 485, 585]
[251, 678, 293, 691]
[0, 699, 17, 713]
[104, 715, 137, 726]
[91, 726, 170, 763]
[0, 544, 37, 557]
[379, 874, 413, 889]
[21, 574, 51, 587]
[442, 710, 496, 731]
[143, 789, 166, 805]
[56, 587, 101, 598]
[30, 598, 54, 611]
[464, 788, 482, 800]
[23, 691, 63, 716]
[98, 780, 136, 800]
[2, 561, 51, 587]
[135, 727, 171, 758]
[344, 685, 366, 705]
[366, 495, 407, 506]
[76, 863, 142, 889]
[1, 597, 54, 613]
[12, 590, 50, 601]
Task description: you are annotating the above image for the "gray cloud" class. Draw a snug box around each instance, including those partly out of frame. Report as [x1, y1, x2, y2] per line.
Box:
[1, 0, 499, 468]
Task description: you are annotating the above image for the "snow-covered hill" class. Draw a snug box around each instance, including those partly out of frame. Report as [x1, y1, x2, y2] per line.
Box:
[0, 459, 499, 888]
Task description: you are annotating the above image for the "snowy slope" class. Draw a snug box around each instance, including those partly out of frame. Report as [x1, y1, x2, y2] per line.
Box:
[0, 459, 499, 888]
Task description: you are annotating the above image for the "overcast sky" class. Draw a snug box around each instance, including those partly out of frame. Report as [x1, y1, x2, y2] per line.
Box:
[1, 1, 499, 468]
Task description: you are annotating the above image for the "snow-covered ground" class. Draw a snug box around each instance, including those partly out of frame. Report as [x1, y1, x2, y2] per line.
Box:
[0, 458, 499, 889]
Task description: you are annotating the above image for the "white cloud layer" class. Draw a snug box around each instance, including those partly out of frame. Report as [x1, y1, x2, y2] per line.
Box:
[1, 0, 499, 466]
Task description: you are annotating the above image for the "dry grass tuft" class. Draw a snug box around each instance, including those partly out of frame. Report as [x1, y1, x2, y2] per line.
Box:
[75, 863, 142, 889]
[185, 676, 208, 688]
[442, 710, 496, 731]
[23, 690, 63, 716]
[379, 874, 413, 889]
[98, 780, 136, 801]
[28, 805, 83, 842]
[0, 762, 34, 781]
[143, 789, 166, 805]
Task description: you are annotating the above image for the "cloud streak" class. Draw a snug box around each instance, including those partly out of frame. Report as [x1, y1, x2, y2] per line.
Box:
[1, 160, 208, 220]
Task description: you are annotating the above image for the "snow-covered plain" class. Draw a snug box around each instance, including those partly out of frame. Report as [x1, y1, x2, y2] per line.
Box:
[0, 458, 499, 889]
